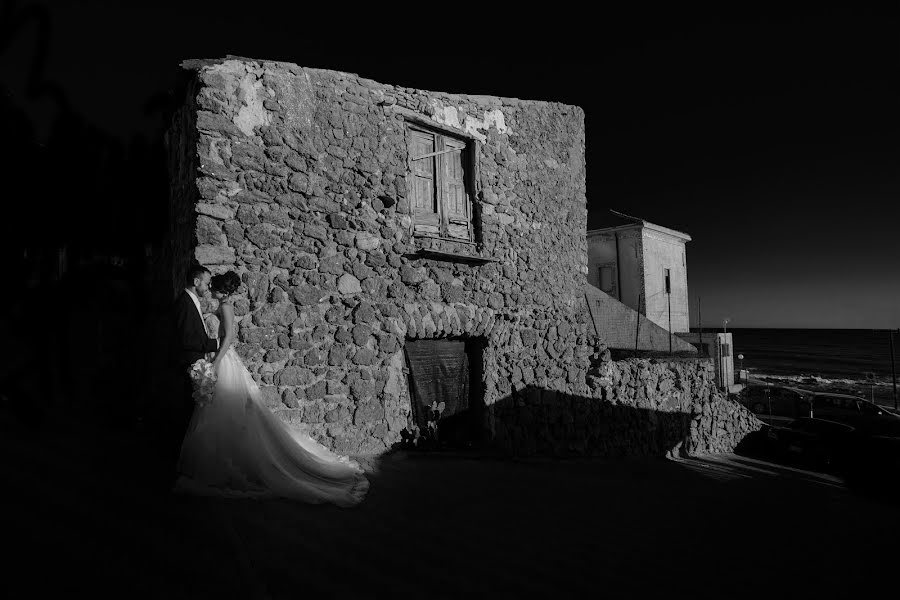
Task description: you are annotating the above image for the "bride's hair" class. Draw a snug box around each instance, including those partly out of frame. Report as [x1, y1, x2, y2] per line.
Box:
[211, 271, 241, 296]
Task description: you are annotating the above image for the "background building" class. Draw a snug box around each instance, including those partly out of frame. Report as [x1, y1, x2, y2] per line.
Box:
[587, 211, 691, 333]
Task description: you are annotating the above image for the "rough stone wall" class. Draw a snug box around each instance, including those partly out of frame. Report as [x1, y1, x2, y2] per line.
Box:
[491, 349, 762, 457]
[584, 354, 761, 457]
[170, 57, 589, 455]
[168, 56, 757, 458]
[489, 346, 762, 457]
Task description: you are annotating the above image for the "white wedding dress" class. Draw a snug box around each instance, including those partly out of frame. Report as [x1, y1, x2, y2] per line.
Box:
[174, 340, 369, 507]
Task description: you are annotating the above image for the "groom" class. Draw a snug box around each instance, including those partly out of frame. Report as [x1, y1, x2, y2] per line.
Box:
[164, 264, 220, 482]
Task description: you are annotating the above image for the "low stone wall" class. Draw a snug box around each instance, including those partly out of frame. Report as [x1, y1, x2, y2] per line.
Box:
[491, 354, 762, 457]
[596, 357, 763, 456]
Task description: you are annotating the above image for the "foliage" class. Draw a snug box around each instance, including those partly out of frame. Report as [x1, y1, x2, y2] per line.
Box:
[399, 401, 445, 451]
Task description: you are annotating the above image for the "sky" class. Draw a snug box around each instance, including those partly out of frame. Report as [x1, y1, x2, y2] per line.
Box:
[2, 1, 897, 329]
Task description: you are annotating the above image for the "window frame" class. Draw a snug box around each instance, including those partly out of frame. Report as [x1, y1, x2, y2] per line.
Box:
[401, 113, 479, 244]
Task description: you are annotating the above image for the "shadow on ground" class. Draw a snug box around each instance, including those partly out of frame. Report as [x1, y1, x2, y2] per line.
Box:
[733, 427, 900, 504]
[4, 395, 900, 599]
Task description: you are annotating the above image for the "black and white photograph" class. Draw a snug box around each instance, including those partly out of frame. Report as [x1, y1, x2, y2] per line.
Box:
[2, 2, 898, 597]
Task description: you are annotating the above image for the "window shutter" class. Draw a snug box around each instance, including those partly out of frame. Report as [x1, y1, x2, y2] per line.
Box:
[409, 129, 440, 237]
[441, 136, 471, 241]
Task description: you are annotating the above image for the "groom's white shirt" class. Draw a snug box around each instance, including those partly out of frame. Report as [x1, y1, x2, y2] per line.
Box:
[185, 288, 218, 347]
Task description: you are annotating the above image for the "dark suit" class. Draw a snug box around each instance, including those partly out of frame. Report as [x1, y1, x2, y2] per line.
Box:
[173, 290, 219, 372]
[164, 290, 219, 482]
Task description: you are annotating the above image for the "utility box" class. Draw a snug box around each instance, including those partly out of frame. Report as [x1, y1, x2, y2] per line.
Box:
[715, 332, 735, 390]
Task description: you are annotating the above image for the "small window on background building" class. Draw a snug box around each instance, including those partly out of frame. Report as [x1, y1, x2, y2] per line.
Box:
[664, 268, 671, 294]
[599, 266, 614, 293]
[598, 262, 617, 297]
[406, 123, 473, 242]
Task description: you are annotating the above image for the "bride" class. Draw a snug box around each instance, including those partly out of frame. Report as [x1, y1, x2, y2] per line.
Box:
[174, 270, 369, 507]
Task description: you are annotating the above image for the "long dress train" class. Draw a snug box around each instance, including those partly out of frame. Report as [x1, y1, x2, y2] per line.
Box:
[174, 346, 369, 507]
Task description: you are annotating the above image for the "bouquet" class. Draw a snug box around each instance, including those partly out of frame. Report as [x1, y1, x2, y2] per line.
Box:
[188, 358, 218, 407]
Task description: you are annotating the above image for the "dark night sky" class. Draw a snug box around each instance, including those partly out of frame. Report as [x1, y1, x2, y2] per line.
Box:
[2, 1, 897, 328]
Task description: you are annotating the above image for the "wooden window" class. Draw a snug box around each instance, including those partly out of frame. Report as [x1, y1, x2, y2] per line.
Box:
[406, 124, 474, 242]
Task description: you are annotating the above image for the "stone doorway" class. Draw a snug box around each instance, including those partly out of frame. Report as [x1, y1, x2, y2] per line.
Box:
[404, 337, 486, 449]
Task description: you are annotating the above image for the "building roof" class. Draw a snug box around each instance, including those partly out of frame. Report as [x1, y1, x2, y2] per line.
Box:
[587, 210, 692, 242]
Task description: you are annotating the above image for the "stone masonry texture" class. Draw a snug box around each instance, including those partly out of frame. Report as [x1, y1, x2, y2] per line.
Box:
[165, 57, 759, 457]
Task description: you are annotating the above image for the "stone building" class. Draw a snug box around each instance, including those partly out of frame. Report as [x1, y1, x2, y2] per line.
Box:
[162, 56, 759, 458]
[164, 56, 591, 456]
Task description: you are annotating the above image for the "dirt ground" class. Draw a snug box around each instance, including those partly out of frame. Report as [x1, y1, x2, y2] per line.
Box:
[3, 408, 898, 599]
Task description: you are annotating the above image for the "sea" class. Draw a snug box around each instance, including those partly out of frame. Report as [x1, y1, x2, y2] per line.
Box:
[701, 328, 900, 408]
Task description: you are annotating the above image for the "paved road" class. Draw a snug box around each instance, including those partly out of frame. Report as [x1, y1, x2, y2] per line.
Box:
[3, 409, 898, 599]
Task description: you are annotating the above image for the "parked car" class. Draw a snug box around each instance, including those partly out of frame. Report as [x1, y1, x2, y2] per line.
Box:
[738, 385, 811, 420]
[739, 386, 900, 436]
[804, 392, 900, 437]
[765, 417, 859, 473]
